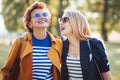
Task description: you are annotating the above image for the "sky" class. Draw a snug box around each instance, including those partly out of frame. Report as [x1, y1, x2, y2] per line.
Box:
[0, 0, 7, 36]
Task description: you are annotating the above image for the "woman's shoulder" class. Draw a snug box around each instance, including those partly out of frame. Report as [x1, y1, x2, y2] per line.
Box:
[89, 37, 105, 50]
[11, 32, 29, 45]
[90, 37, 103, 44]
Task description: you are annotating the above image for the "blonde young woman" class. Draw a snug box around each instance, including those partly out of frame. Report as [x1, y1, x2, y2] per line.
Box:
[58, 10, 112, 80]
[1, 2, 62, 80]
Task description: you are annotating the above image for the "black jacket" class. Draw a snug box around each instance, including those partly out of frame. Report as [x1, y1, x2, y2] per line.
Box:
[61, 38, 110, 80]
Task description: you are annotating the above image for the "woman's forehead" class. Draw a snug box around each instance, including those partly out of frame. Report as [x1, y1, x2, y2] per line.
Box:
[62, 13, 68, 17]
[32, 9, 47, 13]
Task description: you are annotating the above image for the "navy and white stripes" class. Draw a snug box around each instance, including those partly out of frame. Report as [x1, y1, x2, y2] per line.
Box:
[32, 35, 53, 80]
[32, 46, 53, 80]
[66, 54, 83, 80]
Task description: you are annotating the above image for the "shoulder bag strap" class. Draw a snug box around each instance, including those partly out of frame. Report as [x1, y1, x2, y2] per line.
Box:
[87, 39, 103, 80]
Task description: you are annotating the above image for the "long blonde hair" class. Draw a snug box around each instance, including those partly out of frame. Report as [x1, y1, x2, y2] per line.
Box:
[64, 10, 91, 40]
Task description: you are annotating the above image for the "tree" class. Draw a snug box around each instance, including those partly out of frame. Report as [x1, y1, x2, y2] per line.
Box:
[57, 0, 69, 35]
[1, 0, 70, 36]
[1, 0, 31, 32]
[101, 0, 109, 41]
[85, 0, 120, 41]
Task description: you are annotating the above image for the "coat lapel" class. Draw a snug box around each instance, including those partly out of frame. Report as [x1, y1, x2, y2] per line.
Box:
[20, 32, 62, 72]
[62, 39, 69, 65]
[47, 31, 62, 72]
[80, 41, 90, 79]
[47, 44, 61, 72]
[20, 33, 32, 59]
[21, 40, 32, 59]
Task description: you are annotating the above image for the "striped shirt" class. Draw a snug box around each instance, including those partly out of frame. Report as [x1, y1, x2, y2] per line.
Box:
[66, 54, 83, 80]
[32, 35, 53, 80]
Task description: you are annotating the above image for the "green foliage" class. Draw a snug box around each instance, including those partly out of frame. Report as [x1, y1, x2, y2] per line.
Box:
[0, 44, 10, 68]
[1, 0, 69, 35]
[1, 0, 120, 38]
[2, 0, 29, 32]
[85, 0, 120, 33]
[105, 42, 120, 80]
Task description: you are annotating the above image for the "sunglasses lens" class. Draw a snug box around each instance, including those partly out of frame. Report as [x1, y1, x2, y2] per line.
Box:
[34, 13, 41, 18]
[63, 17, 68, 22]
[43, 13, 48, 17]
[59, 17, 69, 23]
[34, 13, 48, 18]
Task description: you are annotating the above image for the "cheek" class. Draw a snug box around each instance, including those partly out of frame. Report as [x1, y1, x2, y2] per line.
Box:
[46, 18, 51, 26]
[30, 21, 35, 26]
[48, 20, 51, 26]
[30, 19, 38, 25]
[31, 18, 36, 23]
[66, 24, 71, 30]
[69, 27, 73, 33]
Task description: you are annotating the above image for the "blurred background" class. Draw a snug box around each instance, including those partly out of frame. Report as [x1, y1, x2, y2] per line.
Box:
[0, 0, 120, 79]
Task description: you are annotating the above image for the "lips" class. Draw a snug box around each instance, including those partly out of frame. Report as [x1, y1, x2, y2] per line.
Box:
[60, 26, 65, 31]
[61, 27, 65, 31]
[39, 21, 46, 24]
[38, 19, 48, 24]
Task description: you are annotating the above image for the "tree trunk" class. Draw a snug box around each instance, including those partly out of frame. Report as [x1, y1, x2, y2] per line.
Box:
[101, 0, 109, 41]
[56, 0, 63, 36]
[57, 0, 69, 36]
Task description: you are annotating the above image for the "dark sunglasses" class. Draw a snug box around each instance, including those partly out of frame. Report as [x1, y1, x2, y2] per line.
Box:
[58, 17, 69, 23]
[33, 12, 48, 18]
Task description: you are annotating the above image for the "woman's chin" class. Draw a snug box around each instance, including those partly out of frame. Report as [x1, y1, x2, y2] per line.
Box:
[61, 33, 67, 36]
[38, 23, 49, 27]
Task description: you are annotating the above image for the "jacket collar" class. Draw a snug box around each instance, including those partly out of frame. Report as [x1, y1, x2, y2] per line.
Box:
[21, 31, 57, 58]
[21, 31, 61, 71]
[62, 40, 90, 79]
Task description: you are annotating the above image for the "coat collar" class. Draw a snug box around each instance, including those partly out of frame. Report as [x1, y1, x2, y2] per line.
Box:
[21, 31, 61, 72]
[22, 31, 56, 43]
[62, 40, 90, 79]
[21, 31, 57, 58]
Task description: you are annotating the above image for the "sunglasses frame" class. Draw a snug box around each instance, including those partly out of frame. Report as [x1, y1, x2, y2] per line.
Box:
[34, 12, 48, 19]
[58, 17, 69, 23]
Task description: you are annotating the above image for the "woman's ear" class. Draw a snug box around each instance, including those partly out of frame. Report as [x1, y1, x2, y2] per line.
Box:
[28, 22, 32, 28]
[28, 22, 33, 32]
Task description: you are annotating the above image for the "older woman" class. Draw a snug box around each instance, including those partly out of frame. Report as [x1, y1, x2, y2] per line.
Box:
[1, 2, 62, 80]
[59, 10, 112, 80]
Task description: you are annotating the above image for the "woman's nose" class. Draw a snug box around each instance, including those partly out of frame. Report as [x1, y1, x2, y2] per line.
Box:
[58, 21, 63, 26]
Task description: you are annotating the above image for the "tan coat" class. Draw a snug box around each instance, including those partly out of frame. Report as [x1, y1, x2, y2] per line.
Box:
[1, 32, 63, 80]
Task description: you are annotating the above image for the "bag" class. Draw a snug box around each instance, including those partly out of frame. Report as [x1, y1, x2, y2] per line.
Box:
[5, 37, 23, 80]
[87, 39, 103, 80]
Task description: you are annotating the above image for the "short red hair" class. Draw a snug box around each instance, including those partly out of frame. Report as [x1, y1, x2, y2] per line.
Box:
[23, 2, 51, 32]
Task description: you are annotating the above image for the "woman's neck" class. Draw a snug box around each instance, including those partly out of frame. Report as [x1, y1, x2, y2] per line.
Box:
[67, 35, 79, 46]
[33, 28, 47, 40]
[68, 36, 80, 58]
